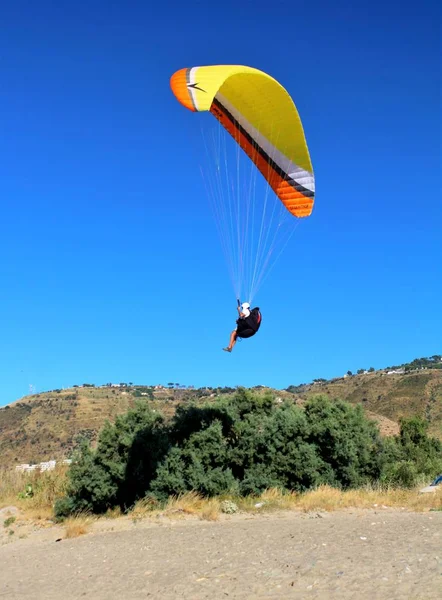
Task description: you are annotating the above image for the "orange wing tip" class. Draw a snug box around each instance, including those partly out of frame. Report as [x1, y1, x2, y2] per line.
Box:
[294, 208, 314, 217]
[277, 182, 314, 218]
[285, 199, 314, 218]
[170, 68, 196, 112]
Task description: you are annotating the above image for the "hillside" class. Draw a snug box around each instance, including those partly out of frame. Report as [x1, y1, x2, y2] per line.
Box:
[293, 369, 442, 438]
[0, 368, 441, 470]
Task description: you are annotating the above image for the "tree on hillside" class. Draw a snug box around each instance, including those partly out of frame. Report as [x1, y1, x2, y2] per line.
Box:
[55, 390, 389, 517]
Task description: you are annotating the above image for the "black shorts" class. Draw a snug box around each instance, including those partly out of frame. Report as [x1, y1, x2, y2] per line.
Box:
[237, 328, 256, 339]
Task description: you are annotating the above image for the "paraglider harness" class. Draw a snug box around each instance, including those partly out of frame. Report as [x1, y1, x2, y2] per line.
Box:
[236, 300, 262, 338]
[241, 307, 261, 332]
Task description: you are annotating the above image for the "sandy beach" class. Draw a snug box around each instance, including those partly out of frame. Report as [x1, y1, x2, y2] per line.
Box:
[0, 508, 440, 599]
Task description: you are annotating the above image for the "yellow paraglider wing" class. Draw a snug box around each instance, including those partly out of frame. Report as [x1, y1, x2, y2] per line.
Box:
[170, 65, 315, 218]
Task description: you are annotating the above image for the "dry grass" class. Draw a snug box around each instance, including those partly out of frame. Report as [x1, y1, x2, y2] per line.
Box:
[163, 491, 220, 521]
[234, 487, 296, 512]
[238, 485, 442, 514]
[130, 496, 161, 520]
[64, 514, 95, 539]
[128, 485, 440, 523]
[199, 501, 220, 521]
[131, 491, 221, 522]
[2, 465, 440, 531]
[0, 466, 69, 522]
[104, 506, 123, 519]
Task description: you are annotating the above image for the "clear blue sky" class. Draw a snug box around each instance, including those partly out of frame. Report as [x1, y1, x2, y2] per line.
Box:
[1, 0, 440, 405]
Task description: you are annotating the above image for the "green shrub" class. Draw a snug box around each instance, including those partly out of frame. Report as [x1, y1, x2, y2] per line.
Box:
[152, 392, 384, 499]
[55, 401, 168, 517]
[151, 421, 238, 500]
[381, 460, 419, 487]
[55, 390, 442, 518]
[379, 416, 442, 486]
[304, 396, 384, 488]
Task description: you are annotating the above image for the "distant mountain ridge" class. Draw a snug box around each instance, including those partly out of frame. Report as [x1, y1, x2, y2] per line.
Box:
[0, 357, 440, 470]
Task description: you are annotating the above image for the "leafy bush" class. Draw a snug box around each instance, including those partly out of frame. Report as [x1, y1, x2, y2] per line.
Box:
[151, 421, 238, 500]
[380, 416, 442, 487]
[55, 401, 167, 518]
[55, 390, 442, 517]
[305, 396, 384, 488]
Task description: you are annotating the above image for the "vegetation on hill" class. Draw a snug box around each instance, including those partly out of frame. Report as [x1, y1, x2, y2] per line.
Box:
[387, 355, 442, 371]
[287, 365, 442, 440]
[54, 390, 442, 518]
[0, 356, 440, 470]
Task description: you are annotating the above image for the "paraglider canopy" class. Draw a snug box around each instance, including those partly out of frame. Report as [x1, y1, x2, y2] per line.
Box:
[170, 64, 315, 302]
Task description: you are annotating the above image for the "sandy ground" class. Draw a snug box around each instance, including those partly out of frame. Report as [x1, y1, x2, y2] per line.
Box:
[0, 509, 440, 599]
